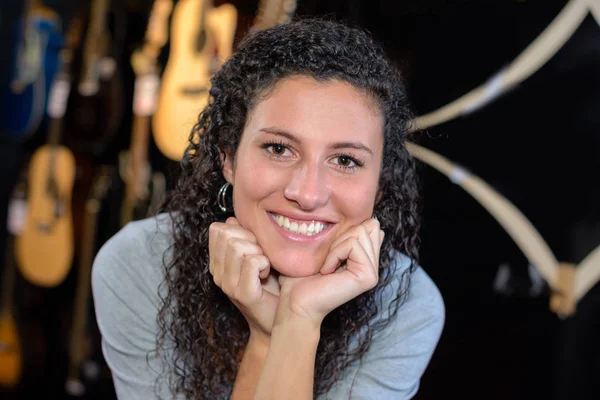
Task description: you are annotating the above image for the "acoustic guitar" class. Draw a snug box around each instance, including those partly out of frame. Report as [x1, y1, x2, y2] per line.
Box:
[120, 0, 173, 227]
[14, 18, 83, 288]
[63, 0, 126, 158]
[0, 179, 28, 388]
[65, 166, 112, 397]
[0, 0, 63, 140]
[152, 0, 238, 161]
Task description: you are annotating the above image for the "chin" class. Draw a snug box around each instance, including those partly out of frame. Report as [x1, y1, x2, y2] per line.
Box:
[267, 250, 324, 278]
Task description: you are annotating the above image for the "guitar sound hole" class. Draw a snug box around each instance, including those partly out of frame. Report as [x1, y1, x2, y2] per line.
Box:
[35, 222, 53, 233]
[180, 87, 208, 96]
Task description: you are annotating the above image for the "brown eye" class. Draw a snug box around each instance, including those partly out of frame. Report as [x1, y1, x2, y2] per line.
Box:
[338, 156, 351, 166]
[272, 144, 285, 155]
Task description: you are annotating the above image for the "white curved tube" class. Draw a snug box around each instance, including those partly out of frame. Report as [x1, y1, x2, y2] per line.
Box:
[411, 0, 592, 131]
[405, 142, 559, 288]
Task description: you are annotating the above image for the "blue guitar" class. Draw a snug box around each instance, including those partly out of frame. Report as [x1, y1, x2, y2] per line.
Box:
[0, 0, 63, 141]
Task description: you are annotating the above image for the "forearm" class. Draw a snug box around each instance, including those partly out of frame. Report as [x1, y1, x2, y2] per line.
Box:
[254, 318, 320, 400]
[231, 335, 269, 400]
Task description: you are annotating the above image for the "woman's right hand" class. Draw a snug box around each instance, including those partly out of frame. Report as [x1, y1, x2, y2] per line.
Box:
[209, 217, 280, 341]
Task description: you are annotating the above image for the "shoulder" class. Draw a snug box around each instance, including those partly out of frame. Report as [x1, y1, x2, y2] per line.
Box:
[90, 213, 177, 398]
[320, 252, 445, 399]
[377, 251, 446, 348]
[91, 212, 173, 299]
[91, 212, 175, 344]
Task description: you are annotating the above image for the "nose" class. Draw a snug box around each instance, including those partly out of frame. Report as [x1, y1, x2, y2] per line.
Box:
[283, 162, 330, 210]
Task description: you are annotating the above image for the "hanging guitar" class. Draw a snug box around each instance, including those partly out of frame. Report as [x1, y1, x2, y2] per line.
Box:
[63, 0, 126, 159]
[0, 0, 63, 141]
[0, 177, 28, 388]
[65, 166, 112, 397]
[120, 0, 173, 227]
[152, 0, 238, 161]
[14, 17, 83, 288]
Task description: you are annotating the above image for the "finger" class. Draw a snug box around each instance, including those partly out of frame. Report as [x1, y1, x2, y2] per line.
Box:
[357, 224, 376, 268]
[222, 239, 263, 294]
[321, 236, 373, 277]
[375, 229, 385, 265]
[318, 239, 379, 308]
[209, 222, 225, 276]
[211, 223, 256, 285]
[329, 217, 380, 251]
[226, 216, 239, 225]
[236, 254, 271, 303]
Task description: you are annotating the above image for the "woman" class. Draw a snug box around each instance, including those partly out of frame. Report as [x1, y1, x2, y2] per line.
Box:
[92, 18, 445, 399]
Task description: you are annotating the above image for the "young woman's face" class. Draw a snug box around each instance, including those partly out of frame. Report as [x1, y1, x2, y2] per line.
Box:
[222, 75, 384, 277]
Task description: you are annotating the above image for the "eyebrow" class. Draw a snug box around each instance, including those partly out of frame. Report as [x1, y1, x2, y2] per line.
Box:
[259, 127, 373, 155]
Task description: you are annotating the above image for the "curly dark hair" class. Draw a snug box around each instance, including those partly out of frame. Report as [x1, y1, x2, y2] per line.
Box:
[156, 17, 421, 399]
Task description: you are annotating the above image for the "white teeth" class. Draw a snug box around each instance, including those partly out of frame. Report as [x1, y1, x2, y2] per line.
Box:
[270, 213, 328, 236]
[299, 223, 307, 234]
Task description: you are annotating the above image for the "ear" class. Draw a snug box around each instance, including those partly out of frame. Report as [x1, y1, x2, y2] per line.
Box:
[375, 189, 383, 204]
[220, 151, 234, 184]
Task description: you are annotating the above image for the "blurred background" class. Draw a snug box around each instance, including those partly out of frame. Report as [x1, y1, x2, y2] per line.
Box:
[0, 0, 598, 398]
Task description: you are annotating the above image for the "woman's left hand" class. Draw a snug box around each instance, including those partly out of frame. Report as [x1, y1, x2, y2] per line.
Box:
[276, 218, 384, 327]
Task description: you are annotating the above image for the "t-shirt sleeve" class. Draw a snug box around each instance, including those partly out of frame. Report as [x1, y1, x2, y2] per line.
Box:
[320, 260, 445, 399]
[91, 218, 177, 399]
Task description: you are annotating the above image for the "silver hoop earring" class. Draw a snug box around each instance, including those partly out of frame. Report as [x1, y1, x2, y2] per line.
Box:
[217, 182, 233, 212]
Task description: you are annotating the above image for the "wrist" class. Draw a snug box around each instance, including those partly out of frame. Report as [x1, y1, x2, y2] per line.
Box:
[272, 313, 321, 343]
[248, 330, 271, 352]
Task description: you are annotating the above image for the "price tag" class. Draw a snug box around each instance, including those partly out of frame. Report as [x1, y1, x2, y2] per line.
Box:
[47, 77, 71, 118]
[7, 197, 27, 235]
[99, 57, 117, 79]
[133, 73, 160, 116]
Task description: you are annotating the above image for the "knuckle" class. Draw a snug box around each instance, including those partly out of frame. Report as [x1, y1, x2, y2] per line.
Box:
[246, 254, 265, 269]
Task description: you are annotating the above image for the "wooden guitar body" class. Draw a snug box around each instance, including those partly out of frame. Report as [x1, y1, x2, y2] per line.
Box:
[152, 0, 237, 161]
[0, 311, 21, 387]
[15, 145, 76, 287]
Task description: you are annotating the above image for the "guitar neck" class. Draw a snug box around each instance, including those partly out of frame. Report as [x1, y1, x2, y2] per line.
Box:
[80, 0, 109, 94]
[67, 168, 111, 383]
[0, 236, 17, 316]
[0, 181, 27, 315]
[252, 0, 296, 31]
[141, 0, 173, 61]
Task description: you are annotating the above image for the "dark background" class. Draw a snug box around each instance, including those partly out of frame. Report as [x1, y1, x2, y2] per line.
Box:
[0, 0, 598, 398]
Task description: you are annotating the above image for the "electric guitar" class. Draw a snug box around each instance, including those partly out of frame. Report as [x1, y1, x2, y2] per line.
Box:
[65, 166, 112, 397]
[0, 0, 63, 140]
[0, 179, 28, 388]
[120, 0, 173, 227]
[152, 0, 238, 161]
[63, 0, 126, 158]
[14, 17, 83, 288]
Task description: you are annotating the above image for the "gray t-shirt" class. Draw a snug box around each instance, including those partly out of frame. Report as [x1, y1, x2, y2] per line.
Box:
[91, 213, 445, 399]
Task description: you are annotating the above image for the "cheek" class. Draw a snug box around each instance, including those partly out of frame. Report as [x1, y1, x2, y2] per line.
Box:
[333, 178, 378, 221]
[232, 159, 287, 214]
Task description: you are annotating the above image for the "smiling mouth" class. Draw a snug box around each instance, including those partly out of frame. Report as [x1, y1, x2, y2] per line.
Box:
[268, 212, 330, 237]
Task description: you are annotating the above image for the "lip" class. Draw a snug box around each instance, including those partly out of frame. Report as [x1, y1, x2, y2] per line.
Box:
[268, 210, 334, 225]
[267, 211, 334, 242]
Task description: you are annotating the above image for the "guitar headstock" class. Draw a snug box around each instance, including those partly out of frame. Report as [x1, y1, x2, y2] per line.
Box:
[252, 0, 297, 32]
[144, 0, 173, 59]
